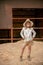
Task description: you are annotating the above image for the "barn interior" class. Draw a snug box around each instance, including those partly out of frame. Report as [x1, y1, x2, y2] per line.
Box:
[0, 0, 43, 65]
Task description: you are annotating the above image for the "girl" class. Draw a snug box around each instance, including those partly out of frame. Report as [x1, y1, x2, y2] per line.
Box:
[20, 19, 36, 61]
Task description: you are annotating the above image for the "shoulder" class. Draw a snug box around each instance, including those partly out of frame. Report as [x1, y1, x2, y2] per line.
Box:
[31, 27, 33, 30]
[22, 27, 26, 30]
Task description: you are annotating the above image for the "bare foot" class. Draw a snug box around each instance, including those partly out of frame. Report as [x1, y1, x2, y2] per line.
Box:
[27, 55, 31, 61]
[20, 56, 23, 61]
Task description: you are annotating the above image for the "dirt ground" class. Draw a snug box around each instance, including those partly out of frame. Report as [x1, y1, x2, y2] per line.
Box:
[0, 40, 43, 65]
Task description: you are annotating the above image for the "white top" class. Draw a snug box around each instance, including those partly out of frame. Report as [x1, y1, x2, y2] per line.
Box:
[20, 27, 36, 42]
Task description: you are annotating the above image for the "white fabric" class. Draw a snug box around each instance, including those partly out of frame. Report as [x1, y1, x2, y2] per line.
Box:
[20, 27, 36, 42]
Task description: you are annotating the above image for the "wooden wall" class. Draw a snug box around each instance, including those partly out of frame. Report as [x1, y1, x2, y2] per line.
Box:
[0, 0, 43, 28]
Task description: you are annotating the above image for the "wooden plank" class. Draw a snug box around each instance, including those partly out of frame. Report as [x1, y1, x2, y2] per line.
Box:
[0, 28, 11, 29]
[11, 28, 13, 43]
[0, 38, 43, 41]
[13, 27, 43, 29]
[13, 38, 43, 40]
[0, 38, 11, 40]
[12, 18, 43, 19]
[0, 27, 43, 30]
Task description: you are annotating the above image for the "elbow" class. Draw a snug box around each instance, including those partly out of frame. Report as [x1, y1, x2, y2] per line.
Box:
[34, 32, 36, 38]
[33, 32, 36, 38]
[20, 32, 23, 37]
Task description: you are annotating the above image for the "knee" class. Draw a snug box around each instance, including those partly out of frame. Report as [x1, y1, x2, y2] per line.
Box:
[28, 45, 31, 50]
[22, 46, 26, 50]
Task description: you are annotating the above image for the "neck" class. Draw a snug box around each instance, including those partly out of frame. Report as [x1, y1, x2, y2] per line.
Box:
[26, 26, 32, 28]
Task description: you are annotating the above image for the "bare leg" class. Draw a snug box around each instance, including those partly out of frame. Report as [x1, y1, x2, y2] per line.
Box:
[28, 44, 31, 56]
[21, 43, 28, 57]
[20, 43, 28, 61]
[28, 42, 32, 61]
